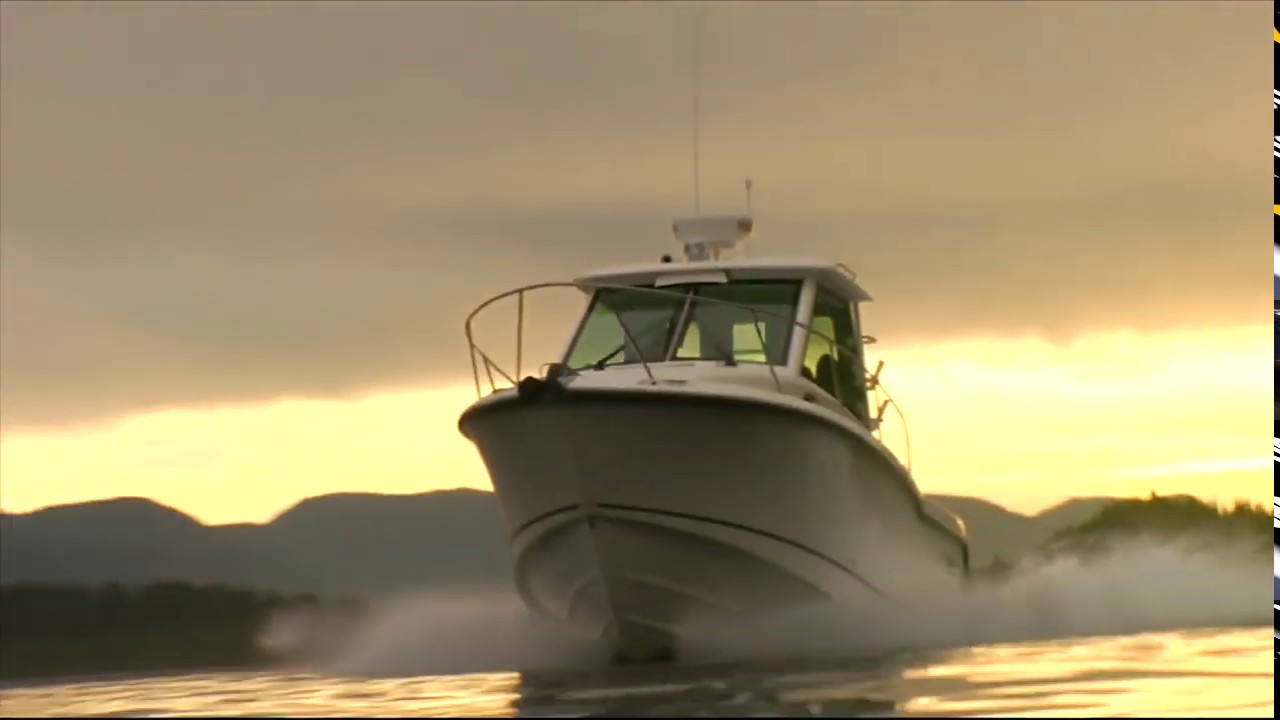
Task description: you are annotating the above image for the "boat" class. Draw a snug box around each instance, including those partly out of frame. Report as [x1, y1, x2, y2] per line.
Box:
[457, 213, 971, 663]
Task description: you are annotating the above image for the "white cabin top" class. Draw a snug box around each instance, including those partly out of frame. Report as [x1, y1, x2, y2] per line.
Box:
[575, 258, 873, 304]
[572, 214, 873, 304]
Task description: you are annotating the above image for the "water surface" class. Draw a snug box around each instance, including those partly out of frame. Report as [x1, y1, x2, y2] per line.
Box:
[1, 627, 1270, 717]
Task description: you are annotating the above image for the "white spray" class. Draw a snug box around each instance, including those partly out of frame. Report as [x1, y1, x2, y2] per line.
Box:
[259, 534, 1270, 678]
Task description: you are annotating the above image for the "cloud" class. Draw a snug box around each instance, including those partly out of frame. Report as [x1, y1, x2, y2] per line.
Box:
[0, 1, 1270, 430]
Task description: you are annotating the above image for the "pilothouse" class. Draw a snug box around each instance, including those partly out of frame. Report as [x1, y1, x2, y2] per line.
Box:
[561, 215, 878, 431]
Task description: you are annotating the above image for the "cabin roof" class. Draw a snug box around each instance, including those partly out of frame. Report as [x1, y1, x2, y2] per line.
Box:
[573, 257, 874, 303]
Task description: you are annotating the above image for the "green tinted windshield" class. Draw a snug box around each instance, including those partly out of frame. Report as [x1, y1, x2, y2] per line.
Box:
[564, 281, 801, 369]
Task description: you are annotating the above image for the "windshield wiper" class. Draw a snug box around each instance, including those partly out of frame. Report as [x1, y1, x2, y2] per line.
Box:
[579, 316, 670, 371]
[586, 342, 628, 371]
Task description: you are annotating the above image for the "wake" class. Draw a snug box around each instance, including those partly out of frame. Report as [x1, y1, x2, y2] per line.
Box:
[259, 534, 1271, 677]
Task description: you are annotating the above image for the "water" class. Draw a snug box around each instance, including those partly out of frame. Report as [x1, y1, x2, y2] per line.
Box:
[1, 539, 1273, 717]
[0, 629, 1270, 717]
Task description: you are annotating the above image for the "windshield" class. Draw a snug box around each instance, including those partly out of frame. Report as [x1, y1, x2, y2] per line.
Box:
[563, 281, 802, 370]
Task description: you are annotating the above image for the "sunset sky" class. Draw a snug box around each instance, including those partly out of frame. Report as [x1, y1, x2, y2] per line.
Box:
[0, 1, 1271, 525]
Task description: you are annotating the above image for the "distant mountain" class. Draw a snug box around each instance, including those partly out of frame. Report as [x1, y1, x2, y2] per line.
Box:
[0, 489, 1127, 594]
[0, 489, 513, 595]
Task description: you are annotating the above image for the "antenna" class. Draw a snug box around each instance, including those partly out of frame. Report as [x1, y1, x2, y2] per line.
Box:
[744, 178, 753, 214]
[690, 6, 703, 216]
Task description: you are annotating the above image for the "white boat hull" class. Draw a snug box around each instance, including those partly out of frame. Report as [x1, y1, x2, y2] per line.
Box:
[459, 382, 969, 661]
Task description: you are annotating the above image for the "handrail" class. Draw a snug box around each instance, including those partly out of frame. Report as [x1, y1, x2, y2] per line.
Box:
[462, 280, 911, 468]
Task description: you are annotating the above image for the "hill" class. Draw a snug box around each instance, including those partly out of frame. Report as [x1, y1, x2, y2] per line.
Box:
[1041, 493, 1272, 558]
[0, 489, 1245, 594]
[0, 489, 513, 595]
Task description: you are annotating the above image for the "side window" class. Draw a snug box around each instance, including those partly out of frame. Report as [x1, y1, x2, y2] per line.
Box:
[803, 292, 867, 420]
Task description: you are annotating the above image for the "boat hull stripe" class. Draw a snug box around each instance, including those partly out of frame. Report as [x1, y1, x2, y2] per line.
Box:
[508, 501, 886, 597]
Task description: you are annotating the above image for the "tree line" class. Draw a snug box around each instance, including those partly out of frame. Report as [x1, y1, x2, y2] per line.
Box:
[0, 582, 367, 681]
[975, 494, 1270, 581]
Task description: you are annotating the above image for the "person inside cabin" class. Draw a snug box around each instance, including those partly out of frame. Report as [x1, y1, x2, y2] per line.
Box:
[808, 349, 869, 424]
[813, 353, 838, 400]
[835, 349, 868, 422]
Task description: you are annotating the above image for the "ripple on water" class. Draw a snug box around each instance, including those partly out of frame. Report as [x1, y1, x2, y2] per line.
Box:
[0, 627, 1270, 718]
